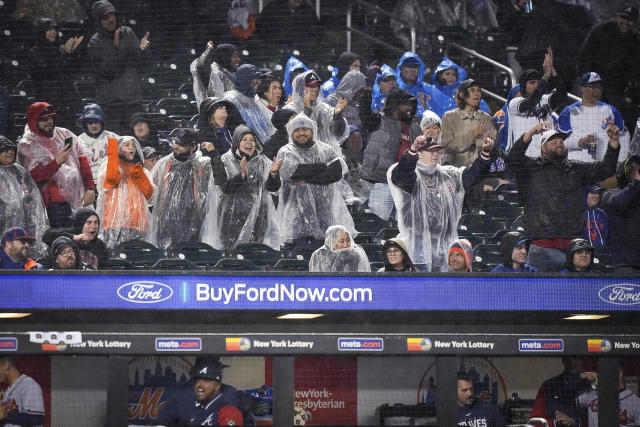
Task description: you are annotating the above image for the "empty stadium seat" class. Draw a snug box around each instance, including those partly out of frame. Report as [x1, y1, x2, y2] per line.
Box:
[114, 240, 165, 268]
[353, 233, 373, 244]
[170, 242, 223, 268]
[150, 258, 202, 271]
[232, 243, 282, 267]
[483, 204, 525, 222]
[267, 259, 309, 272]
[352, 212, 390, 233]
[106, 258, 135, 270]
[458, 219, 505, 237]
[283, 237, 324, 260]
[374, 227, 400, 244]
[212, 258, 260, 271]
[359, 243, 382, 261]
[369, 262, 385, 271]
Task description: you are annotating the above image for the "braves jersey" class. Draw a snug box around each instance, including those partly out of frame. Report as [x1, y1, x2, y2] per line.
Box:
[507, 94, 553, 157]
[457, 401, 506, 427]
[0, 374, 45, 427]
[577, 388, 640, 426]
[156, 387, 237, 426]
[557, 101, 629, 162]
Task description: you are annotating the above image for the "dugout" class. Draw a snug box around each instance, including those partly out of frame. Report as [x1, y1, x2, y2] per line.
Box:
[1, 270, 639, 426]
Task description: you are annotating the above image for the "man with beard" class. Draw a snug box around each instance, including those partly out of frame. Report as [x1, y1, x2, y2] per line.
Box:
[0, 227, 40, 270]
[388, 135, 495, 272]
[148, 129, 212, 250]
[18, 102, 96, 228]
[362, 87, 420, 221]
[507, 121, 620, 272]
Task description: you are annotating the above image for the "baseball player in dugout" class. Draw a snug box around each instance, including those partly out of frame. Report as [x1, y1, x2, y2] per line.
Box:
[156, 357, 247, 426]
[0, 356, 46, 426]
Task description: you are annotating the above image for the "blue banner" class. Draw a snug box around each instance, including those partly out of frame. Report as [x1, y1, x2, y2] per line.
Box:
[1, 273, 640, 311]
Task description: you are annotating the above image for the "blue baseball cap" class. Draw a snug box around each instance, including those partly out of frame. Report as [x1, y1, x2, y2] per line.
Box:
[1, 227, 36, 245]
[579, 72, 603, 87]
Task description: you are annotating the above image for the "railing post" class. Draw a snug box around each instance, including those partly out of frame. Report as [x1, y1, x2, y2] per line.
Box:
[410, 25, 416, 53]
[346, 2, 352, 53]
[316, 0, 320, 19]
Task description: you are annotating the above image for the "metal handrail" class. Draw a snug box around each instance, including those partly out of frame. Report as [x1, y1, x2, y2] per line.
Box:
[258, 0, 320, 19]
[346, 0, 415, 53]
[447, 42, 517, 89]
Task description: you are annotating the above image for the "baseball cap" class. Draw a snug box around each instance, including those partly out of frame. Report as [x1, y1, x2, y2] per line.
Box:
[587, 184, 605, 194]
[401, 57, 421, 67]
[459, 78, 481, 94]
[190, 363, 223, 382]
[348, 124, 360, 134]
[142, 146, 158, 160]
[172, 128, 196, 146]
[0, 135, 17, 153]
[39, 107, 56, 119]
[540, 128, 571, 146]
[1, 227, 36, 246]
[618, 4, 639, 21]
[217, 406, 243, 426]
[304, 71, 322, 87]
[579, 72, 603, 87]
[417, 136, 443, 151]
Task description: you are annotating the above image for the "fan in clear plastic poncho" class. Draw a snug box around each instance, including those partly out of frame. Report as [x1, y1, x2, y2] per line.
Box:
[148, 128, 212, 250]
[283, 70, 349, 151]
[276, 114, 355, 244]
[223, 64, 276, 145]
[190, 42, 240, 109]
[309, 225, 370, 272]
[324, 70, 367, 129]
[201, 125, 281, 251]
[97, 135, 155, 250]
[0, 135, 49, 258]
[388, 135, 495, 271]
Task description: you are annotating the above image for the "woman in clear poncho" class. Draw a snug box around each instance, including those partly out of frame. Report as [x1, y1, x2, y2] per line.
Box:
[283, 70, 349, 151]
[0, 136, 49, 258]
[191, 42, 240, 109]
[201, 125, 281, 251]
[324, 70, 367, 128]
[96, 135, 155, 249]
[309, 225, 370, 272]
[276, 114, 355, 244]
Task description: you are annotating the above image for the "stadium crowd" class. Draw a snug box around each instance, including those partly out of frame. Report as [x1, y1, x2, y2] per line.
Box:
[1, 0, 640, 273]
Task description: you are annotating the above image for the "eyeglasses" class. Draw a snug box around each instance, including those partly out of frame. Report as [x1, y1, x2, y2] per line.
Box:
[58, 248, 75, 257]
[386, 248, 401, 255]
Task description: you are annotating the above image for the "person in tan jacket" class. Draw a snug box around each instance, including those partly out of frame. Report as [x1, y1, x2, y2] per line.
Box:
[440, 79, 496, 167]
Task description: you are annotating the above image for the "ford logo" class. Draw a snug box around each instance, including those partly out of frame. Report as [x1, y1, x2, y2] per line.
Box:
[117, 281, 173, 304]
[598, 284, 640, 305]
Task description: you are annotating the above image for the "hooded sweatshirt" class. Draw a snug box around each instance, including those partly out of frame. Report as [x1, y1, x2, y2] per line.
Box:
[195, 97, 244, 154]
[283, 56, 308, 97]
[262, 109, 297, 160]
[432, 57, 490, 113]
[494, 84, 520, 149]
[395, 52, 456, 118]
[43, 208, 109, 269]
[378, 237, 416, 272]
[87, 0, 146, 106]
[583, 189, 609, 247]
[78, 103, 119, 177]
[321, 52, 360, 98]
[18, 102, 95, 210]
[491, 232, 538, 272]
[324, 70, 367, 128]
[49, 235, 82, 269]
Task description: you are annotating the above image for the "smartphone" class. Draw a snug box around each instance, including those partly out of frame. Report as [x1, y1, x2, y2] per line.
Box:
[64, 137, 73, 149]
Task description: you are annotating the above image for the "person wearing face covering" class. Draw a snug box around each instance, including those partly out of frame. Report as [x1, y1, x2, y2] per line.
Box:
[201, 125, 281, 251]
[507, 122, 620, 272]
[283, 70, 349, 151]
[147, 129, 212, 250]
[388, 135, 496, 272]
[77, 103, 119, 179]
[0, 136, 49, 259]
[224, 64, 276, 145]
[43, 208, 108, 269]
[309, 225, 370, 272]
[96, 135, 155, 249]
[275, 114, 355, 244]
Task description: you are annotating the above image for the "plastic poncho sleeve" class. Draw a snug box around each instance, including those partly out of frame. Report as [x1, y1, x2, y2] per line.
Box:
[103, 137, 121, 188]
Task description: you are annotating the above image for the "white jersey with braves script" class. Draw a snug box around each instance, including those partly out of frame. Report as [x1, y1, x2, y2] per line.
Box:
[0, 374, 45, 427]
[507, 94, 553, 157]
[558, 101, 630, 162]
[577, 388, 640, 426]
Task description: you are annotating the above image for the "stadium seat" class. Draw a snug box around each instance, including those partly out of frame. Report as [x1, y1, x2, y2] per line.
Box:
[353, 233, 373, 244]
[374, 227, 400, 244]
[360, 243, 382, 261]
[267, 259, 309, 272]
[170, 242, 223, 268]
[472, 260, 490, 272]
[458, 213, 488, 225]
[212, 258, 260, 271]
[283, 237, 325, 260]
[106, 258, 135, 270]
[36, 257, 51, 269]
[352, 211, 391, 233]
[458, 219, 505, 237]
[150, 258, 203, 271]
[456, 230, 484, 247]
[113, 240, 165, 268]
[232, 243, 282, 267]
[153, 97, 198, 116]
[473, 249, 502, 266]
[369, 262, 385, 271]
[483, 205, 524, 222]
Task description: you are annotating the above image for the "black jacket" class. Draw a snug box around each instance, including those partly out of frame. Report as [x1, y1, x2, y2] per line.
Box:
[601, 179, 640, 267]
[507, 135, 619, 240]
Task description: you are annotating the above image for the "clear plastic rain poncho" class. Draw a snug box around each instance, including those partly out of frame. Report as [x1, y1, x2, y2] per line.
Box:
[201, 125, 280, 250]
[18, 125, 89, 212]
[387, 161, 465, 272]
[0, 162, 50, 258]
[223, 91, 275, 147]
[324, 70, 367, 128]
[283, 70, 349, 151]
[191, 59, 236, 110]
[147, 150, 212, 250]
[276, 114, 355, 244]
[309, 225, 370, 272]
[96, 136, 155, 250]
